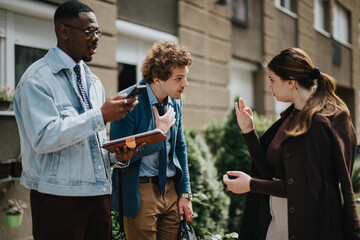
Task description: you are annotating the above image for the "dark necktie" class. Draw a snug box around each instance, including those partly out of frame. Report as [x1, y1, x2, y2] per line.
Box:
[156, 100, 168, 194]
[74, 65, 91, 110]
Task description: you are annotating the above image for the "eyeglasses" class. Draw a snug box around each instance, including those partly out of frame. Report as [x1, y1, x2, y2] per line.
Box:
[63, 24, 103, 39]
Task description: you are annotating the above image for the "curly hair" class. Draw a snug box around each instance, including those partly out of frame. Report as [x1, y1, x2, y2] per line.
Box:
[141, 41, 192, 83]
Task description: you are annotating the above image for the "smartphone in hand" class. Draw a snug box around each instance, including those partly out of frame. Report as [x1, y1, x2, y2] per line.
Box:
[126, 85, 146, 99]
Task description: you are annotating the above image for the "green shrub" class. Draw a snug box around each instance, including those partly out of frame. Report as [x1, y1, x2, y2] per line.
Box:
[352, 153, 360, 193]
[111, 211, 125, 240]
[185, 129, 230, 238]
[203, 119, 224, 156]
[204, 108, 275, 233]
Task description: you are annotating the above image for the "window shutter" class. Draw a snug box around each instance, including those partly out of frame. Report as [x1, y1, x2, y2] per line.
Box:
[14, 13, 55, 49]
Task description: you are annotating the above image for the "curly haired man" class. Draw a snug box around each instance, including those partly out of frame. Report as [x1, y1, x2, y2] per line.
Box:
[110, 40, 193, 240]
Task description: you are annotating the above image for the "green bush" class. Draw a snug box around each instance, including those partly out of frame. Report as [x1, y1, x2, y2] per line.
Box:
[111, 210, 125, 240]
[185, 129, 230, 238]
[204, 108, 275, 233]
[352, 152, 360, 193]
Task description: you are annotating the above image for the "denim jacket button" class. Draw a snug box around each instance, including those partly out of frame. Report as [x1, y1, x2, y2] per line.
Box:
[97, 165, 102, 170]
[93, 141, 97, 146]
[103, 187, 106, 192]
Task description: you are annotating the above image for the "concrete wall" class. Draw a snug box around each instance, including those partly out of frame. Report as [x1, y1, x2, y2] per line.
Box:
[81, 0, 118, 98]
[232, 0, 263, 63]
[117, 0, 178, 35]
[262, 0, 278, 116]
[178, 0, 231, 130]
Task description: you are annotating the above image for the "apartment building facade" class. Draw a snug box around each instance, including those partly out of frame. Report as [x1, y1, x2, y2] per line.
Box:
[0, 0, 359, 238]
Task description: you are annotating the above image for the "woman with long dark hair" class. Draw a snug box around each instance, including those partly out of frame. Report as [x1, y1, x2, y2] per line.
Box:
[223, 48, 360, 240]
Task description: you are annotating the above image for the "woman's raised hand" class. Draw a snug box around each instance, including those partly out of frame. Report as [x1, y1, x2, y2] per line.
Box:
[234, 97, 254, 134]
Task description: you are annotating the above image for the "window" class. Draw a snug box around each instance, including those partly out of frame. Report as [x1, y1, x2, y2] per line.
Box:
[229, 59, 257, 109]
[0, 6, 55, 90]
[232, 0, 250, 27]
[118, 63, 136, 92]
[15, 45, 47, 86]
[314, 0, 330, 34]
[333, 3, 351, 45]
[275, 0, 297, 17]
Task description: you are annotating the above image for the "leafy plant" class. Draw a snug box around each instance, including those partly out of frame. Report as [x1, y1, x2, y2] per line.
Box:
[111, 210, 126, 240]
[3, 199, 28, 215]
[202, 232, 239, 240]
[185, 129, 230, 238]
[0, 84, 14, 102]
[204, 105, 275, 233]
[352, 153, 360, 193]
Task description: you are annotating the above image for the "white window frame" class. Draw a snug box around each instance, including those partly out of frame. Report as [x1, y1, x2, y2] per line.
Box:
[0, 0, 56, 89]
[229, 59, 258, 109]
[313, 0, 330, 37]
[116, 20, 177, 82]
[274, 0, 298, 19]
[332, 3, 351, 47]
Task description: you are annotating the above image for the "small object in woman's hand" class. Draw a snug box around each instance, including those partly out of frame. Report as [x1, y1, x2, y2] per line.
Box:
[226, 173, 237, 180]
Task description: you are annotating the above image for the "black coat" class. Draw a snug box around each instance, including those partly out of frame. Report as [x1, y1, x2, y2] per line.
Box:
[238, 105, 360, 240]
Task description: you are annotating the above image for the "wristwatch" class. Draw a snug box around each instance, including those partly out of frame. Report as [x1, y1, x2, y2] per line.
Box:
[180, 192, 192, 200]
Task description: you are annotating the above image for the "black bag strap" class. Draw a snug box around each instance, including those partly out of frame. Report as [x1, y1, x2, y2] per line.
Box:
[178, 215, 197, 240]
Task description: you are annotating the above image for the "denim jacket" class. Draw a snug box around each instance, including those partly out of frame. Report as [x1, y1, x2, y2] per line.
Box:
[14, 48, 115, 196]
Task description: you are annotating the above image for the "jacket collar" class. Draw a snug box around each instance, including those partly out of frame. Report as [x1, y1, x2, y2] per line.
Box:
[260, 104, 296, 148]
[280, 104, 295, 118]
[44, 48, 69, 74]
[44, 47, 97, 85]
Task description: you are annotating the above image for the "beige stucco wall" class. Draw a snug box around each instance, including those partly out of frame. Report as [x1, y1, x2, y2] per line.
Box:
[232, 0, 263, 63]
[179, 0, 232, 130]
[81, 0, 118, 98]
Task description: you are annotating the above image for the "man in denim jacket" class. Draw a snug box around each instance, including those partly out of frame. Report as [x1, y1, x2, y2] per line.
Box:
[13, 1, 139, 239]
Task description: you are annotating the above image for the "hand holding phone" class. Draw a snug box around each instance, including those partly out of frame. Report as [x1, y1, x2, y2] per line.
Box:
[126, 85, 146, 99]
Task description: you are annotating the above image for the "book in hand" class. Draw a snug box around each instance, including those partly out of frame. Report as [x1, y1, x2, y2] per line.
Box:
[101, 129, 167, 153]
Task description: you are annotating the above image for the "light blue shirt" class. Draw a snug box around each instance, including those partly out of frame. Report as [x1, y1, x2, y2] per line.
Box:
[54, 47, 89, 96]
[138, 84, 176, 177]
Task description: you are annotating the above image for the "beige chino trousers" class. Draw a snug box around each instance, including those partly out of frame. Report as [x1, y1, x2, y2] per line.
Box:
[124, 179, 180, 240]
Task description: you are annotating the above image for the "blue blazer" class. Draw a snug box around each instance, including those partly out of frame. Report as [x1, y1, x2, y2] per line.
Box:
[110, 81, 191, 217]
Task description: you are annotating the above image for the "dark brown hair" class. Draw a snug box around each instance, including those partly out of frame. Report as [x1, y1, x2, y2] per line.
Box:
[267, 48, 349, 136]
[141, 41, 192, 83]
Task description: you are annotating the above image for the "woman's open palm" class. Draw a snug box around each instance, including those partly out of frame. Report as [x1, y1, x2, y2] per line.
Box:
[234, 97, 254, 134]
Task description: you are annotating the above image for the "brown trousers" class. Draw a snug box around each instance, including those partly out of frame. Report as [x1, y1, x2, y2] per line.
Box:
[124, 179, 180, 240]
[30, 190, 111, 240]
